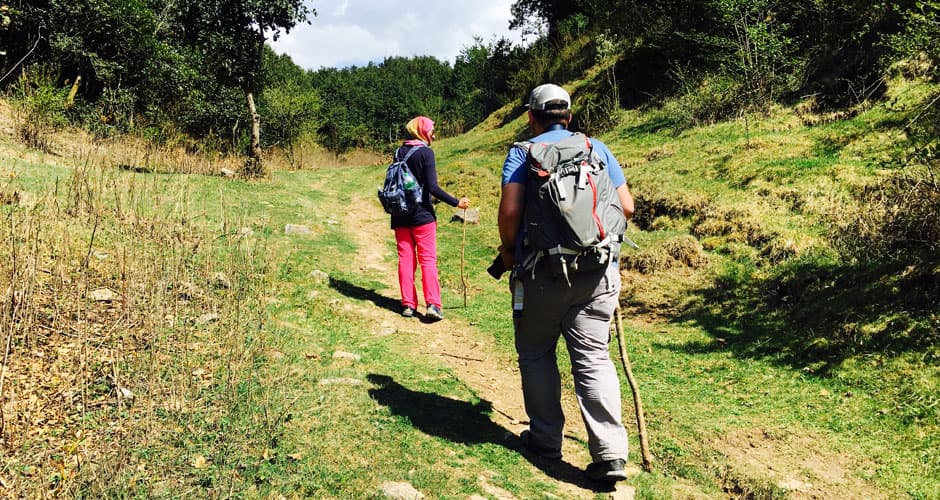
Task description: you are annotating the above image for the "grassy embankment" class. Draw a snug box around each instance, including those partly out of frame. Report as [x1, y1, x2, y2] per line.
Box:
[433, 72, 938, 498]
[0, 72, 937, 498]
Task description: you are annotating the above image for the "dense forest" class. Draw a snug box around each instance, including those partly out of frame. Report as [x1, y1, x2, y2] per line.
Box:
[1, 0, 938, 169]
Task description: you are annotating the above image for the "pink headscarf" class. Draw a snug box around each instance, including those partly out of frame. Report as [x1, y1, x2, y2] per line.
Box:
[405, 116, 434, 145]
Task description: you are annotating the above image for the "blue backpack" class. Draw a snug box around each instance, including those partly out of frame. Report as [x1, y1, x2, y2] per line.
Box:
[378, 145, 424, 216]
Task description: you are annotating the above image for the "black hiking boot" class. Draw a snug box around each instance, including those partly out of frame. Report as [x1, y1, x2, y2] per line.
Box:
[585, 458, 627, 482]
[518, 430, 562, 460]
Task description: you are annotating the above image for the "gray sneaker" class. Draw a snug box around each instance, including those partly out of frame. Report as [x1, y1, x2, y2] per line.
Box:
[401, 306, 415, 318]
[426, 304, 443, 321]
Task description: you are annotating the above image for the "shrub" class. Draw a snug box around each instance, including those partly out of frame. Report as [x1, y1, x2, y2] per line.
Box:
[12, 66, 68, 152]
[69, 86, 138, 139]
[259, 84, 321, 148]
[832, 167, 940, 264]
[660, 72, 743, 130]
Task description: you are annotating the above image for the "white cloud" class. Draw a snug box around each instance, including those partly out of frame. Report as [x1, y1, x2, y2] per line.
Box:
[332, 0, 350, 17]
[273, 24, 398, 70]
[270, 0, 521, 70]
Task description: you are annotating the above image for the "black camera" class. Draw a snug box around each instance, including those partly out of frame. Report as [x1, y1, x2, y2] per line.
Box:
[487, 254, 507, 279]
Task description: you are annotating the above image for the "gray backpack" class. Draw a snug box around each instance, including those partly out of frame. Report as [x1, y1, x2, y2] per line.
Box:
[518, 132, 633, 282]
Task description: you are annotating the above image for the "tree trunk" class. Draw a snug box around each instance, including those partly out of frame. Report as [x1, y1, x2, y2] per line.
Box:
[66, 75, 81, 109]
[242, 90, 267, 177]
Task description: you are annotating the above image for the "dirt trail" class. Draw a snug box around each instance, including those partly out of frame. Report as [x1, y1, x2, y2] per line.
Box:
[336, 190, 637, 499]
[331, 188, 886, 500]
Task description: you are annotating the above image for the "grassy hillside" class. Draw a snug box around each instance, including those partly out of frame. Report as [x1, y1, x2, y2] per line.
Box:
[0, 72, 937, 499]
[438, 72, 939, 498]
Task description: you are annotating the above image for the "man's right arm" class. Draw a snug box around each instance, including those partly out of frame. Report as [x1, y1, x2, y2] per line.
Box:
[497, 182, 525, 268]
[616, 184, 635, 221]
[592, 139, 635, 220]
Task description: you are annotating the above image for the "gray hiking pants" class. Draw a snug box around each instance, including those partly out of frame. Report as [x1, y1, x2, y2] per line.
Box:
[511, 261, 629, 462]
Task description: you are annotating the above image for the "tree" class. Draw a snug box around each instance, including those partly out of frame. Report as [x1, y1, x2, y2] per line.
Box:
[510, 0, 585, 39]
[3, 0, 168, 104]
[309, 56, 454, 153]
[446, 37, 522, 131]
[180, 0, 314, 176]
[259, 46, 320, 150]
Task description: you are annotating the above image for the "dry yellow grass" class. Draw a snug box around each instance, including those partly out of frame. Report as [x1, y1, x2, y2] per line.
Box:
[0, 97, 397, 495]
[0, 106, 276, 495]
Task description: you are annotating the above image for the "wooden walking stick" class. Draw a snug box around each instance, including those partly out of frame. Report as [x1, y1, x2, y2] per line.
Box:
[613, 305, 653, 472]
[461, 208, 468, 307]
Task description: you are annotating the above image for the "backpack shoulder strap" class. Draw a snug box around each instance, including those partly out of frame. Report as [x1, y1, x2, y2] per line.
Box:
[576, 132, 592, 151]
[398, 144, 424, 163]
[512, 141, 539, 170]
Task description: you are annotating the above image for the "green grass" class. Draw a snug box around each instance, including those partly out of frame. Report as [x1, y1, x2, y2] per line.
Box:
[2, 74, 937, 498]
[146, 164, 593, 498]
[433, 75, 939, 498]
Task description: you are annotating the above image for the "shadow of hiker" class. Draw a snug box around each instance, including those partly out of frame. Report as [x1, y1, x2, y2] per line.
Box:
[366, 374, 616, 493]
[328, 277, 453, 323]
[329, 276, 400, 313]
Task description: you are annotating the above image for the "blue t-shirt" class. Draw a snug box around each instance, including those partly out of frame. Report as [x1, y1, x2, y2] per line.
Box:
[501, 129, 626, 187]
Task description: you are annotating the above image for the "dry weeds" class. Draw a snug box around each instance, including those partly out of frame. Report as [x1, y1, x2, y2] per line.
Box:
[0, 126, 270, 496]
[0, 96, 394, 494]
[691, 206, 775, 248]
[621, 236, 707, 274]
[831, 166, 940, 261]
[631, 191, 711, 232]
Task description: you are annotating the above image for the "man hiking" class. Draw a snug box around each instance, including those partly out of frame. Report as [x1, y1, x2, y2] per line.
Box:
[497, 83, 636, 482]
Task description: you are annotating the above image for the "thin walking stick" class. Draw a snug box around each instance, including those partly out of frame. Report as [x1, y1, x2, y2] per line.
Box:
[614, 305, 652, 472]
[460, 208, 467, 307]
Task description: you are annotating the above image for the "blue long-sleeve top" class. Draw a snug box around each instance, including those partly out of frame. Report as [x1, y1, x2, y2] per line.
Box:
[390, 144, 460, 229]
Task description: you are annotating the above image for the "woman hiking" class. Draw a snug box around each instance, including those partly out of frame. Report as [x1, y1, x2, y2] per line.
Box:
[391, 116, 470, 321]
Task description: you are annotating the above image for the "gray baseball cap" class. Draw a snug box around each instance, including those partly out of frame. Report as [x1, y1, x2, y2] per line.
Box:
[526, 83, 571, 110]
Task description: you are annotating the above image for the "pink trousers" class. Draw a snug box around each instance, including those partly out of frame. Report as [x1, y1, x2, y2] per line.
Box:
[395, 222, 442, 309]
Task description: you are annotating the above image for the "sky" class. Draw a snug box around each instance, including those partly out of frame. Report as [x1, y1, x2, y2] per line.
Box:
[269, 0, 525, 70]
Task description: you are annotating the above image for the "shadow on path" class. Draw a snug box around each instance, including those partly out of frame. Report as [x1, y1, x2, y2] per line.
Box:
[367, 374, 616, 494]
[329, 277, 453, 324]
[329, 276, 400, 313]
